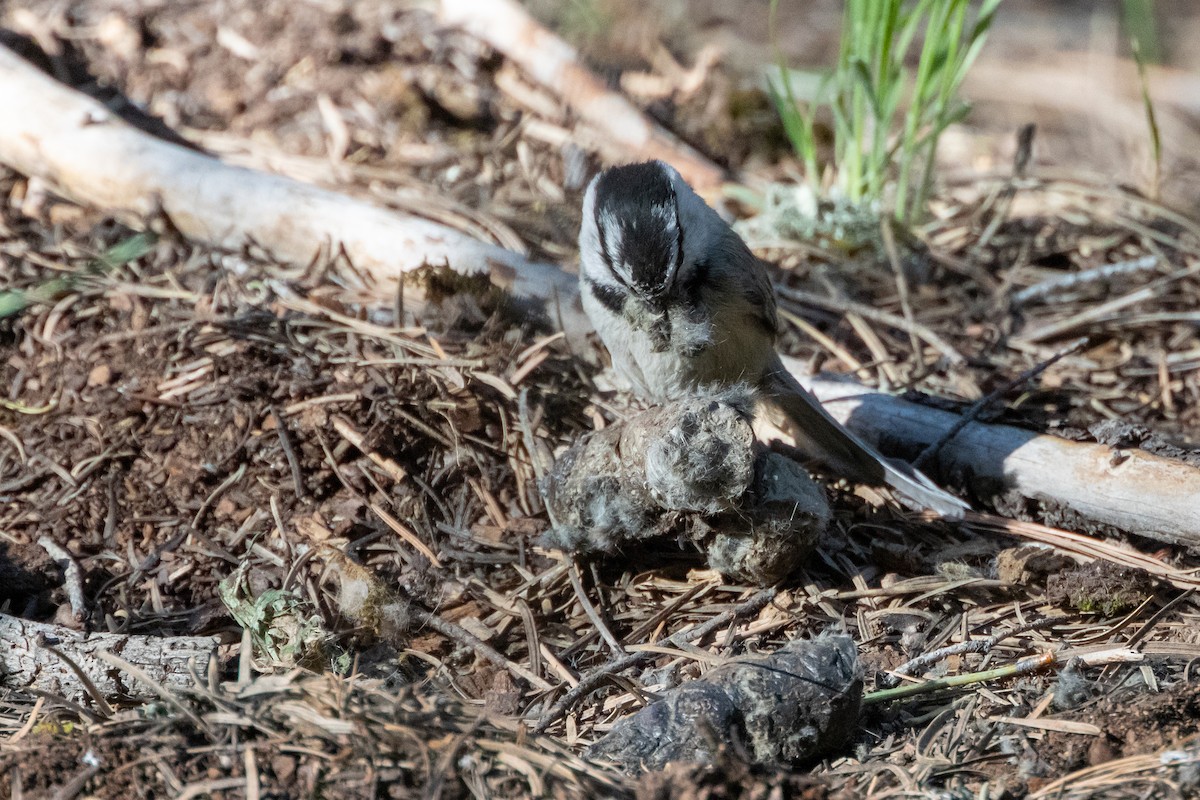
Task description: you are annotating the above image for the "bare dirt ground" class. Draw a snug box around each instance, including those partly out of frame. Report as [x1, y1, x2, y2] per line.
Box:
[2, 1, 1200, 798]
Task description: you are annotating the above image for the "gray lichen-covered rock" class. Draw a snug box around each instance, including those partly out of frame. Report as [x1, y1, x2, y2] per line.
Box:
[542, 387, 829, 583]
[542, 387, 757, 553]
[706, 452, 831, 584]
[588, 633, 862, 771]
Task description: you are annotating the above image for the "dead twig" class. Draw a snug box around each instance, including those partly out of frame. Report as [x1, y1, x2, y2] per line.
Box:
[36, 536, 86, 621]
[1013, 261, 1200, 344]
[368, 503, 442, 568]
[37, 637, 115, 718]
[913, 337, 1088, 470]
[973, 123, 1037, 254]
[408, 604, 553, 692]
[269, 405, 306, 499]
[568, 562, 625, 658]
[959, 512, 1200, 591]
[777, 286, 967, 366]
[863, 652, 1055, 705]
[93, 648, 210, 731]
[879, 217, 923, 364]
[879, 618, 1058, 689]
[332, 414, 408, 485]
[1028, 744, 1200, 799]
[1012, 255, 1162, 307]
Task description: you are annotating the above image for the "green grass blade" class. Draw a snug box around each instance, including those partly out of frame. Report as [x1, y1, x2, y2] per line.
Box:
[768, 0, 822, 187]
[0, 232, 156, 321]
[1122, 0, 1161, 64]
[1132, 37, 1162, 198]
[96, 233, 156, 269]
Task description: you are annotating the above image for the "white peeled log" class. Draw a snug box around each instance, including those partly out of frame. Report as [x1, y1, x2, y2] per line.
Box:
[786, 357, 1200, 550]
[438, 0, 725, 190]
[0, 612, 218, 703]
[0, 44, 588, 333]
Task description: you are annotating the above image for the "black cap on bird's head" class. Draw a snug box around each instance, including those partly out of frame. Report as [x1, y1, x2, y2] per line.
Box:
[589, 161, 684, 301]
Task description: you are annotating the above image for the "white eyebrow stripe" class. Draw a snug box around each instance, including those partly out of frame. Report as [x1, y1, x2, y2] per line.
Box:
[651, 200, 681, 270]
[598, 208, 623, 265]
[650, 204, 678, 250]
[650, 201, 676, 228]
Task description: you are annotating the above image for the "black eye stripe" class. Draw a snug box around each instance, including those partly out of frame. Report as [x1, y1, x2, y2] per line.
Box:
[681, 258, 709, 313]
[585, 276, 627, 315]
[672, 186, 684, 274]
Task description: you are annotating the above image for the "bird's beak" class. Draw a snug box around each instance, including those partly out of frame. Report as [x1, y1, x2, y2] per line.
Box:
[641, 262, 679, 307]
[634, 278, 672, 313]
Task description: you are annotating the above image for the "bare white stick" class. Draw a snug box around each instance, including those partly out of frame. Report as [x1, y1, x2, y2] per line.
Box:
[1011, 255, 1161, 307]
[785, 356, 1200, 549]
[0, 612, 218, 703]
[1013, 263, 1200, 344]
[0, 44, 587, 333]
[36, 537, 86, 622]
[438, 0, 725, 190]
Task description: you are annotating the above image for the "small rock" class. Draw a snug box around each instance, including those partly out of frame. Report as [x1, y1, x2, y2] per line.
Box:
[995, 545, 1074, 585]
[588, 634, 862, 771]
[87, 363, 113, 387]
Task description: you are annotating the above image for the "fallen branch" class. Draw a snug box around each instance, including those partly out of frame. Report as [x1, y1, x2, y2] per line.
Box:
[0, 612, 218, 703]
[36, 536, 85, 623]
[0, 43, 587, 332]
[438, 0, 724, 190]
[787, 357, 1200, 550]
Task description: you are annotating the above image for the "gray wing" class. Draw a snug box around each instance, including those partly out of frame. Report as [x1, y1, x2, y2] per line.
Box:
[764, 359, 968, 518]
[711, 227, 780, 340]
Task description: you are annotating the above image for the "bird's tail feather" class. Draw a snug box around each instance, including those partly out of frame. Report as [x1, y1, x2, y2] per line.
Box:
[763, 361, 968, 519]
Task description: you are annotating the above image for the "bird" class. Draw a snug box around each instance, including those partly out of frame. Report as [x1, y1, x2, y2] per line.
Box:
[577, 160, 967, 518]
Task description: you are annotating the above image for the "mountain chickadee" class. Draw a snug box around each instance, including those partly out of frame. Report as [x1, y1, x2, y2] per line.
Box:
[578, 160, 967, 517]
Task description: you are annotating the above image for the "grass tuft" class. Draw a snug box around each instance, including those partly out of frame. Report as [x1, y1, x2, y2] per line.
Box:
[768, 0, 1001, 225]
[0, 232, 156, 320]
